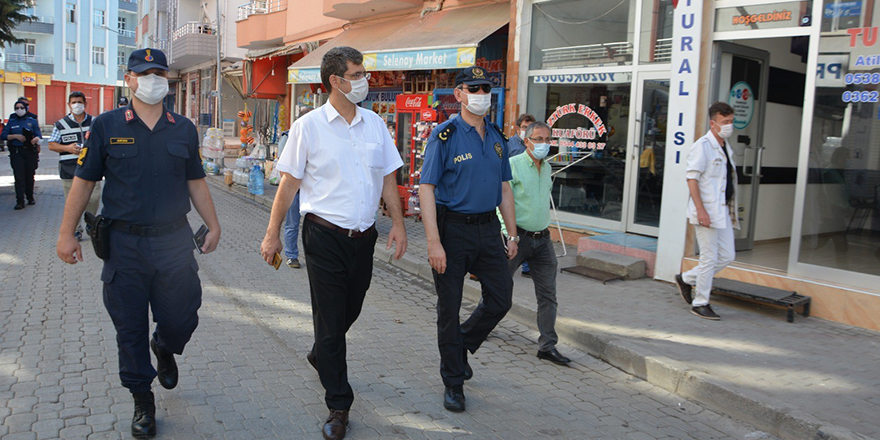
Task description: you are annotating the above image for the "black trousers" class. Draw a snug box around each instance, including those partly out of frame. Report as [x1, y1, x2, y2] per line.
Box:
[302, 217, 377, 410]
[9, 147, 38, 203]
[433, 216, 512, 387]
[101, 225, 202, 394]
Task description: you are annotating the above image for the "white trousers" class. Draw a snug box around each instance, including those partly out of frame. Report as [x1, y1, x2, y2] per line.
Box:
[682, 215, 735, 307]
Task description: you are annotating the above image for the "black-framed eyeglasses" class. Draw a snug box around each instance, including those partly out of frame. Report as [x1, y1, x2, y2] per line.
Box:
[528, 137, 551, 143]
[341, 72, 371, 81]
[459, 84, 491, 94]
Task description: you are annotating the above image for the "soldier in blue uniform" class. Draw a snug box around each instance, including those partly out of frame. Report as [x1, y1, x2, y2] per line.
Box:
[55, 48, 221, 439]
[419, 66, 519, 413]
[1, 99, 41, 209]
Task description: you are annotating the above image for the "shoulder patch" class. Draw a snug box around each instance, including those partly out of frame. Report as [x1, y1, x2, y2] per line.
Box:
[166, 112, 175, 123]
[437, 124, 456, 142]
[77, 147, 88, 166]
[489, 122, 507, 141]
[125, 110, 134, 122]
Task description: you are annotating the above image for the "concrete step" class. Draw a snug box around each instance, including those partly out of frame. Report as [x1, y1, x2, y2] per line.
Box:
[578, 232, 657, 277]
[575, 249, 646, 280]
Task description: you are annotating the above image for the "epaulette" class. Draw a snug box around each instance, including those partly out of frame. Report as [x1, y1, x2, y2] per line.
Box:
[437, 124, 456, 142]
[488, 122, 507, 141]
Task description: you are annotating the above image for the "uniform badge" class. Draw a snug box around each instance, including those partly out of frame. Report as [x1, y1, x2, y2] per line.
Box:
[77, 147, 88, 166]
[437, 124, 456, 142]
[473, 67, 485, 79]
[166, 112, 175, 123]
[494, 142, 503, 159]
[125, 110, 134, 122]
[145, 49, 154, 62]
[110, 138, 135, 145]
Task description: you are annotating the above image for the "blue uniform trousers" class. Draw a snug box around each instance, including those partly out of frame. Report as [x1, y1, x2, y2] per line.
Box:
[433, 215, 512, 387]
[100, 224, 202, 393]
[8, 147, 38, 203]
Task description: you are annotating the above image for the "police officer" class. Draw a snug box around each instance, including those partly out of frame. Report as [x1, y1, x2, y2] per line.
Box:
[1, 99, 41, 210]
[48, 91, 101, 240]
[118, 96, 130, 108]
[419, 66, 518, 413]
[55, 48, 221, 439]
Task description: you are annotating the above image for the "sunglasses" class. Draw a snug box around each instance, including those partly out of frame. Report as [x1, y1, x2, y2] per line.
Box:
[460, 84, 491, 94]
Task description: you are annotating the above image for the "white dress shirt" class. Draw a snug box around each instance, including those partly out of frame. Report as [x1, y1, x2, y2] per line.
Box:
[276, 102, 403, 231]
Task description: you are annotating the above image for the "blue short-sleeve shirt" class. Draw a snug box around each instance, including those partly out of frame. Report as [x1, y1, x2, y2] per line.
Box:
[76, 106, 206, 225]
[420, 116, 512, 214]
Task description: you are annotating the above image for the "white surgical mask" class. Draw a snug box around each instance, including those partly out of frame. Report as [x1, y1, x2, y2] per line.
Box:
[519, 130, 526, 138]
[71, 103, 85, 115]
[133, 74, 169, 105]
[464, 93, 491, 116]
[15, 109, 26, 117]
[340, 76, 369, 104]
[717, 123, 734, 139]
[531, 142, 550, 160]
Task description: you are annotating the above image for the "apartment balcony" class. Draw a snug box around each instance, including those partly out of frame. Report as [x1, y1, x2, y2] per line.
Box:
[323, 0, 421, 20]
[118, 28, 136, 47]
[236, 1, 287, 49]
[5, 54, 54, 75]
[169, 22, 218, 69]
[16, 16, 54, 35]
[119, 0, 138, 13]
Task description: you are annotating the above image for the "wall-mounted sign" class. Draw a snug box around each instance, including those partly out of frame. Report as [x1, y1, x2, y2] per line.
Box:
[545, 103, 607, 151]
[715, 1, 809, 32]
[533, 72, 632, 85]
[728, 81, 754, 129]
[36, 74, 52, 85]
[0, 70, 4, 82]
[824, 1, 861, 18]
[4, 71, 22, 84]
[363, 47, 476, 71]
[288, 68, 321, 84]
[395, 94, 430, 111]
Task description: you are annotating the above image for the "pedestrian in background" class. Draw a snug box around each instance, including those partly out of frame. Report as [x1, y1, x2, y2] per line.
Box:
[261, 46, 407, 440]
[507, 113, 537, 278]
[118, 96, 130, 108]
[56, 48, 221, 439]
[675, 102, 739, 321]
[419, 66, 518, 413]
[276, 129, 302, 268]
[48, 91, 101, 240]
[1, 99, 41, 210]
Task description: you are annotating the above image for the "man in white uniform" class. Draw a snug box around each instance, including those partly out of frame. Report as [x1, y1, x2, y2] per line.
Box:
[675, 102, 740, 320]
[261, 46, 407, 440]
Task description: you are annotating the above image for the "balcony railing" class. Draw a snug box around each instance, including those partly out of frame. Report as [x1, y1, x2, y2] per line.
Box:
[6, 53, 53, 64]
[653, 38, 673, 63]
[155, 39, 169, 50]
[172, 22, 215, 40]
[16, 16, 54, 34]
[237, 0, 287, 21]
[541, 41, 634, 69]
[118, 28, 136, 38]
[119, 0, 138, 12]
[29, 15, 54, 23]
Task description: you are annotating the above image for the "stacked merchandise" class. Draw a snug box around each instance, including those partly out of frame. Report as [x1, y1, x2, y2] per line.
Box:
[201, 127, 225, 175]
[406, 120, 437, 217]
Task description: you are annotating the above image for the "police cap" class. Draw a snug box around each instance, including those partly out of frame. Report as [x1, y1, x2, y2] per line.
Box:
[454, 66, 491, 87]
[128, 48, 169, 73]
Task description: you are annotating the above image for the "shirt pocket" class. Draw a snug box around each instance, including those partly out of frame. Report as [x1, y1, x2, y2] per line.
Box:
[363, 142, 384, 169]
[106, 144, 140, 178]
[164, 142, 191, 176]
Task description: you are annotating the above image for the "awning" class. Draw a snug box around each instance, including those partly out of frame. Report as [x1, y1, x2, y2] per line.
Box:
[287, 3, 508, 83]
[247, 43, 304, 61]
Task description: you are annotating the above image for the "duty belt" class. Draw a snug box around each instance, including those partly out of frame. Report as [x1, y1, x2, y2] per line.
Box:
[305, 213, 375, 239]
[517, 226, 550, 239]
[110, 217, 189, 237]
[444, 210, 495, 224]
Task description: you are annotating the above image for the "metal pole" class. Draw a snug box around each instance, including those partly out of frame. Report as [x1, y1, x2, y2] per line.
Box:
[215, 0, 223, 129]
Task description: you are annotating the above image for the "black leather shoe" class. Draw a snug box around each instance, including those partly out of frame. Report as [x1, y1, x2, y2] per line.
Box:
[322, 409, 348, 440]
[691, 304, 721, 320]
[131, 391, 156, 438]
[537, 348, 571, 365]
[26, 199, 34, 205]
[521, 271, 531, 278]
[307, 347, 317, 371]
[463, 349, 472, 381]
[675, 274, 693, 305]
[14, 202, 24, 210]
[151, 339, 178, 389]
[444, 385, 466, 412]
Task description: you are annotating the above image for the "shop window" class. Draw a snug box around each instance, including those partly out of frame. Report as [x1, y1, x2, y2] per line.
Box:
[527, 80, 631, 221]
[529, 0, 636, 70]
[798, 21, 880, 276]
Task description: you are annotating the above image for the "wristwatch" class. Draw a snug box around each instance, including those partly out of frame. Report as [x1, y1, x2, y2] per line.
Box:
[506, 235, 520, 244]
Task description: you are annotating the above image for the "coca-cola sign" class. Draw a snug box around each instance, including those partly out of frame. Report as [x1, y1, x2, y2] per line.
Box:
[396, 94, 430, 111]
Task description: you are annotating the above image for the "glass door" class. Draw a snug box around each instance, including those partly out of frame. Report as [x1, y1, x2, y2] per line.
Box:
[626, 72, 670, 235]
[712, 42, 770, 251]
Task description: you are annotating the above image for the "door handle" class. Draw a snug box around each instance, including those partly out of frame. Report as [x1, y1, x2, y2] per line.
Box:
[742, 146, 755, 177]
[754, 146, 765, 179]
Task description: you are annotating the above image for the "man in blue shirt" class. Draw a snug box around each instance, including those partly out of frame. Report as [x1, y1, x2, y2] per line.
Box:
[419, 66, 518, 413]
[55, 48, 221, 439]
[1, 99, 41, 209]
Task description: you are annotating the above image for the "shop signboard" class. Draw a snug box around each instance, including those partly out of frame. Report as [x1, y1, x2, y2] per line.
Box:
[4, 71, 22, 84]
[396, 94, 430, 111]
[0, 70, 4, 82]
[715, 1, 809, 32]
[533, 73, 632, 85]
[545, 103, 608, 162]
[36, 74, 52, 86]
[816, 54, 849, 87]
[287, 68, 321, 84]
[728, 81, 754, 129]
[824, 1, 861, 18]
[363, 47, 477, 71]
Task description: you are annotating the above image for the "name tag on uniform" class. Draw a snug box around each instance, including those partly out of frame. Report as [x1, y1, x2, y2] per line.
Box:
[110, 138, 135, 145]
[61, 134, 78, 143]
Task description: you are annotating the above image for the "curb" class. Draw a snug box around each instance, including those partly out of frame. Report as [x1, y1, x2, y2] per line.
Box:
[208, 176, 869, 440]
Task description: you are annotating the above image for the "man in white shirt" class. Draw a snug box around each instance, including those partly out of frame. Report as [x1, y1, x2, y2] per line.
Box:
[676, 102, 740, 320]
[261, 46, 407, 440]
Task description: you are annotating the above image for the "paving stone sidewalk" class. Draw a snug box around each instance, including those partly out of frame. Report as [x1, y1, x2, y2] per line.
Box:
[208, 174, 880, 440]
[1, 153, 776, 439]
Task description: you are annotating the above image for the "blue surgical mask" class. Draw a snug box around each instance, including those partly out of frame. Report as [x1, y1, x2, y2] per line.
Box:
[531, 142, 550, 160]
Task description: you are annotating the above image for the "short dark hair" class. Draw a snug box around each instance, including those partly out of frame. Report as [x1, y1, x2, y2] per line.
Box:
[68, 91, 86, 103]
[524, 121, 551, 139]
[321, 46, 363, 93]
[516, 114, 536, 127]
[709, 102, 734, 119]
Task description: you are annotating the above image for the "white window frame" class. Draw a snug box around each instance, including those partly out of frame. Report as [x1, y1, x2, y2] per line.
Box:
[118, 50, 126, 67]
[118, 16, 127, 31]
[24, 39, 36, 56]
[66, 42, 76, 61]
[92, 46, 105, 65]
[93, 9, 105, 27]
[66, 3, 76, 23]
